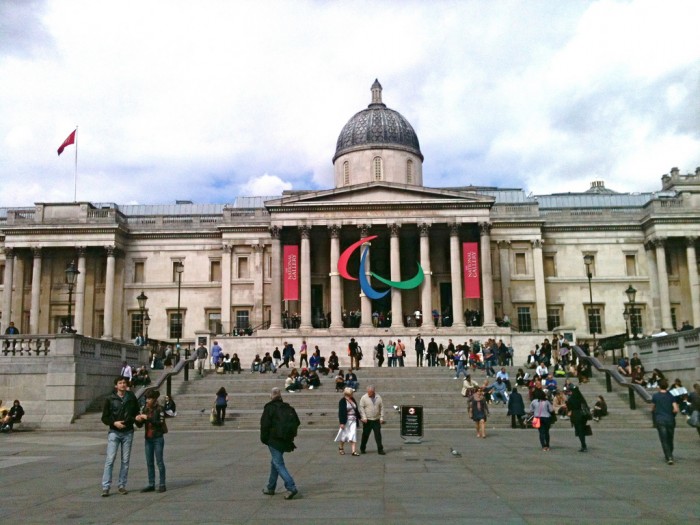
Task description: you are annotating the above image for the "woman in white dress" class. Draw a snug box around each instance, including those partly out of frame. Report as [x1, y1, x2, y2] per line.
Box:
[334, 387, 360, 456]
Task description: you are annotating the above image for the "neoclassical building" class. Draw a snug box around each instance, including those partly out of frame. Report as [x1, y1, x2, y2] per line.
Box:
[1, 81, 699, 348]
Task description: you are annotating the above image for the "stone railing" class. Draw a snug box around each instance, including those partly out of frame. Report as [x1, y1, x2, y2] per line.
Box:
[2, 336, 52, 356]
[625, 328, 700, 384]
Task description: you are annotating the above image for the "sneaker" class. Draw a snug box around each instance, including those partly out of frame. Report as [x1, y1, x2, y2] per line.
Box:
[157, 486, 166, 493]
[262, 488, 275, 495]
[101, 489, 110, 498]
[118, 487, 128, 495]
[309, 385, 314, 390]
[378, 450, 386, 455]
[140, 486, 155, 493]
[284, 489, 298, 500]
[667, 458, 674, 465]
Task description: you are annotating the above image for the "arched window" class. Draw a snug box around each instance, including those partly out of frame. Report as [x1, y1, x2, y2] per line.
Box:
[407, 159, 413, 184]
[373, 156, 383, 181]
[343, 161, 350, 185]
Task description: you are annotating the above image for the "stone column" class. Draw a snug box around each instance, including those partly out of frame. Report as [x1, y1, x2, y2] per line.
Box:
[29, 247, 42, 334]
[329, 225, 342, 329]
[252, 243, 264, 329]
[74, 247, 87, 334]
[644, 241, 661, 332]
[419, 223, 432, 325]
[686, 237, 700, 328]
[299, 226, 312, 329]
[497, 241, 512, 317]
[654, 238, 673, 331]
[102, 246, 116, 339]
[269, 227, 282, 330]
[531, 239, 548, 331]
[479, 222, 496, 327]
[389, 223, 403, 327]
[449, 224, 466, 329]
[360, 225, 372, 328]
[2, 248, 15, 332]
[221, 244, 232, 333]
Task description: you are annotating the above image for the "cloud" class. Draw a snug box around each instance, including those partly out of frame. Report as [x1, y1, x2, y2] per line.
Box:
[238, 174, 291, 197]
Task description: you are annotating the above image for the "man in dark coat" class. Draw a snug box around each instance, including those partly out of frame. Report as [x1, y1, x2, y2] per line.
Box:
[507, 387, 526, 429]
[261, 387, 300, 499]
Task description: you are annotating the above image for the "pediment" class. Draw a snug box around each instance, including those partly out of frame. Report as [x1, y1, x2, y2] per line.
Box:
[265, 182, 494, 211]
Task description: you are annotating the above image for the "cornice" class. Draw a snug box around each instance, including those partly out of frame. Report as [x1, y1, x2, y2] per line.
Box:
[266, 201, 492, 214]
[543, 224, 642, 233]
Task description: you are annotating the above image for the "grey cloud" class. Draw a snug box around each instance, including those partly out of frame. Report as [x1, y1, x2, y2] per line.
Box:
[0, 0, 54, 58]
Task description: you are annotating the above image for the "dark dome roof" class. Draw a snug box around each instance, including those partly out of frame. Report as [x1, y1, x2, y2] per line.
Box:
[333, 80, 423, 162]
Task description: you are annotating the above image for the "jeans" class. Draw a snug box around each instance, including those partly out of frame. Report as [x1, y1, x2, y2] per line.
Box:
[144, 436, 166, 488]
[537, 417, 551, 448]
[102, 430, 134, 489]
[655, 422, 675, 460]
[455, 361, 468, 379]
[216, 404, 227, 424]
[267, 445, 297, 492]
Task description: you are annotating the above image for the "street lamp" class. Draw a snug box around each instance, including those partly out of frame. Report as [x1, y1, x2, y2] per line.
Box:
[175, 261, 184, 349]
[137, 290, 148, 345]
[65, 261, 80, 333]
[583, 254, 597, 353]
[625, 284, 637, 339]
[623, 307, 630, 339]
[143, 311, 150, 341]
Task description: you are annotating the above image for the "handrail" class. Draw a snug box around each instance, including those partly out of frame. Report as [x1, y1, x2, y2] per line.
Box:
[135, 354, 197, 400]
[572, 345, 652, 409]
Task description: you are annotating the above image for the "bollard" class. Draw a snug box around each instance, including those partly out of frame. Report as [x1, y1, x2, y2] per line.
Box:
[167, 375, 172, 397]
[605, 373, 612, 393]
[184, 362, 189, 382]
[628, 388, 636, 410]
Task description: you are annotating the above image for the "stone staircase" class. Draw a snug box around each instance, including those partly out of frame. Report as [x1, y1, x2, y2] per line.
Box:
[70, 363, 653, 431]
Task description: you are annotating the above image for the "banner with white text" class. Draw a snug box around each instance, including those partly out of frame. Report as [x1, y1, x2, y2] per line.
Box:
[463, 242, 481, 298]
[283, 245, 299, 301]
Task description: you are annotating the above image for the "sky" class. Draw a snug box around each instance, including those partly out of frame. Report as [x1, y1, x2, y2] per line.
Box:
[1, 0, 699, 208]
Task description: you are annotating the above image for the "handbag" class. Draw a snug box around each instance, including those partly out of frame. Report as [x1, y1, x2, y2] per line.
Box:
[550, 412, 557, 424]
[209, 407, 217, 425]
[532, 417, 541, 428]
[584, 424, 593, 436]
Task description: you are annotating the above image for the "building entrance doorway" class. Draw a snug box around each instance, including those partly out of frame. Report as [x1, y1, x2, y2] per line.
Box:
[439, 282, 453, 327]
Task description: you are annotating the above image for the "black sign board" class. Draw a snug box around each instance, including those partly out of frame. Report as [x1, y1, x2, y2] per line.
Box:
[400, 405, 423, 441]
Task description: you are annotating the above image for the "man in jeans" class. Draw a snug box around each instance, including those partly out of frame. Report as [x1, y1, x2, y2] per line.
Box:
[651, 378, 679, 465]
[101, 376, 139, 496]
[195, 342, 208, 376]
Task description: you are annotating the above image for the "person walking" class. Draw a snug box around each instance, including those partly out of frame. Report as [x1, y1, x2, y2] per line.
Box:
[468, 388, 489, 438]
[566, 386, 591, 452]
[507, 387, 526, 429]
[261, 387, 300, 499]
[135, 390, 167, 493]
[335, 387, 360, 456]
[195, 343, 208, 376]
[375, 339, 385, 367]
[100, 376, 140, 497]
[651, 378, 679, 465]
[299, 340, 308, 367]
[529, 388, 554, 451]
[414, 334, 425, 367]
[215, 387, 229, 425]
[359, 385, 385, 455]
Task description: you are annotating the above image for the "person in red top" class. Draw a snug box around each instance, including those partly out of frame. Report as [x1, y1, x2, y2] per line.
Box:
[135, 390, 167, 492]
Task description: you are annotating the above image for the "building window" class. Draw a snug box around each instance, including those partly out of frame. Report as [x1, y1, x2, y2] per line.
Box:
[172, 261, 184, 282]
[237, 257, 249, 279]
[670, 306, 678, 331]
[587, 307, 602, 335]
[343, 161, 350, 185]
[95, 312, 104, 338]
[406, 159, 413, 184]
[134, 261, 145, 283]
[95, 260, 106, 285]
[0, 263, 4, 285]
[630, 305, 644, 335]
[131, 312, 144, 339]
[373, 157, 383, 181]
[625, 255, 637, 277]
[169, 312, 183, 339]
[547, 307, 561, 331]
[208, 311, 222, 334]
[210, 260, 221, 282]
[517, 306, 532, 332]
[235, 310, 250, 330]
[543, 255, 556, 278]
[666, 250, 679, 277]
[266, 255, 272, 279]
[515, 253, 527, 275]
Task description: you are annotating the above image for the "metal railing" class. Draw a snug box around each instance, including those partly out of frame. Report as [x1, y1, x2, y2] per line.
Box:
[134, 353, 197, 400]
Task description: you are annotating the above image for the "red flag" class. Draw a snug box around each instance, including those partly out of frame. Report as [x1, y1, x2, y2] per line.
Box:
[283, 245, 299, 301]
[57, 130, 76, 156]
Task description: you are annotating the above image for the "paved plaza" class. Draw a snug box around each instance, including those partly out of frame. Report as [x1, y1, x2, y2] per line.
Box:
[1, 424, 698, 524]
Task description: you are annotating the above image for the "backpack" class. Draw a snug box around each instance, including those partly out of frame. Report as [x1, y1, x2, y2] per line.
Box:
[272, 402, 300, 442]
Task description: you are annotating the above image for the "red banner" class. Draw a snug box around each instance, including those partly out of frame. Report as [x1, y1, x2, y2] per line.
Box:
[283, 245, 299, 301]
[463, 242, 481, 298]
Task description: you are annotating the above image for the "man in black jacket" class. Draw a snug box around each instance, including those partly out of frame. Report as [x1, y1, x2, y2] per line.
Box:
[100, 376, 139, 497]
[260, 387, 300, 499]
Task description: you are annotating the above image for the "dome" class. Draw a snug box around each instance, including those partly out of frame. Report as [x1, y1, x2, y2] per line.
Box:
[333, 79, 423, 162]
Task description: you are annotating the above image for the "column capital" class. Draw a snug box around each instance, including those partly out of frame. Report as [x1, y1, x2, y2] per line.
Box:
[418, 223, 430, 236]
[496, 240, 511, 248]
[222, 243, 232, 253]
[449, 223, 460, 236]
[300, 225, 311, 239]
[389, 223, 401, 237]
[3, 247, 14, 257]
[75, 246, 87, 258]
[32, 247, 42, 258]
[479, 222, 492, 236]
[251, 243, 264, 253]
[648, 237, 666, 249]
[328, 224, 341, 238]
[269, 226, 281, 239]
[685, 236, 697, 247]
[531, 239, 543, 249]
[105, 246, 117, 257]
[359, 224, 371, 238]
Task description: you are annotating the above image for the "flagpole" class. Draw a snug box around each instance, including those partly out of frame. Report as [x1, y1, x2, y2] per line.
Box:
[74, 126, 78, 202]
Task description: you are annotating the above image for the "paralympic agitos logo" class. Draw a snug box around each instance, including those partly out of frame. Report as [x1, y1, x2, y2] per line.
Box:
[338, 235, 424, 299]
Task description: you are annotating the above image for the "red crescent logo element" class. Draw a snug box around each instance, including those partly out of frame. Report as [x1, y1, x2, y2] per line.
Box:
[338, 235, 377, 280]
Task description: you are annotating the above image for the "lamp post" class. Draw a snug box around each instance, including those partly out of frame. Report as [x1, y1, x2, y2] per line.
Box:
[65, 261, 80, 333]
[137, 290, 148, 345]
[144, 311, 150, 341]
[625, 284, 637, 339]
[175, 262, 184, 350]
[623, 307, 630, 339]
[583, 254, 597, 354]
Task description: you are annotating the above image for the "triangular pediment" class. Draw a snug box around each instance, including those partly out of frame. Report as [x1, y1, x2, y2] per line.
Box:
[265, 182, 494, 211]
